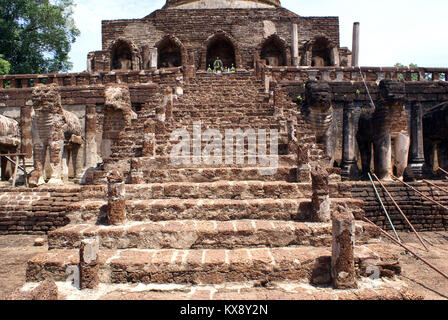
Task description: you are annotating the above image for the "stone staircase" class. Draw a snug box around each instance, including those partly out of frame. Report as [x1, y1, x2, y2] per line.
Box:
[25, 72, 398, 296]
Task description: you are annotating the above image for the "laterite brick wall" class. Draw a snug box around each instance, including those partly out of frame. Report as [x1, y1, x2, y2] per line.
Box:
[350, 181, 448, 232]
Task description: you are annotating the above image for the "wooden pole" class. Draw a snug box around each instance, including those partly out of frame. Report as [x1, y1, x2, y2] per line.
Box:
[368, 173, 400, 242]
[392, 175, 448, 212]
[361, 216, 448, 281]
[373, 173, 429, 251]
[423, 179, 448, 194]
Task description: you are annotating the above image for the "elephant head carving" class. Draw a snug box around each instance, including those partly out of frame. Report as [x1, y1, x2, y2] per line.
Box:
[303, 80, 336, 165]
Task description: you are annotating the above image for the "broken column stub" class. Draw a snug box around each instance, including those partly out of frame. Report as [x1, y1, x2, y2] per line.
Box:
[106, 169, 126, 225]
[79, 238, 99, 289]
[311, 166, 330, 222]
[129, 158, 144, 184]
[297, 143, 311, 183]
[331, 206, 357, 289]
[142, 118, 156, 157]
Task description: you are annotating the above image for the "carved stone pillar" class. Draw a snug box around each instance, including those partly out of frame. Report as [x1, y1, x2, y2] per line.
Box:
[21, 101, 33, 164]
[331, 206, 357, 289]
[106, 170, 126, 225]
[341, 100, 360, 180]
[84, 105, 98, 168]
[273, 85, 284, 117]
[184, 51, 196, 80]
[352, 22, 360, 67]
[311, 166, 330, 222]
[404, 102, 425, 181]
[142, 119, 156, 158]
[79, 238, 99, 290]
[297, 144, 311, 183]
[149, 48, 158, 69]
[291, 24, 299, 66]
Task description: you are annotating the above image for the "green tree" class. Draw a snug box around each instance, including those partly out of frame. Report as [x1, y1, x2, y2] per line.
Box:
[395, 63, 419, 81]
[0, 54, 11, 75]
[0, 0, 80, 75]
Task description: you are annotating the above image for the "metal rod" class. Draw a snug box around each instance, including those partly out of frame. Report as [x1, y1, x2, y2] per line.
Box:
[4, 156, 26, 173]
[361, 216, 448, 281]
[368, 172, 401, 242]
[373, 173, 429, 251]
[423, 179, 448, 194]
[392, 175, 448, 212]
[0, 153, 32, 157]
[438, 167, 448, 176]
[12, 156, 18, 188]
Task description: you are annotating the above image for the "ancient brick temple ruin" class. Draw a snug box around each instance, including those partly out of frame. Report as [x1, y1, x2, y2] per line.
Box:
[1, 0, 447, 299]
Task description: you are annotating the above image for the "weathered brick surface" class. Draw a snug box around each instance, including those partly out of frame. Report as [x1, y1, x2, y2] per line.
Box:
[0, 186, 82, 235]
[350, 181, 448, 232]
[47, 220, 378, 250]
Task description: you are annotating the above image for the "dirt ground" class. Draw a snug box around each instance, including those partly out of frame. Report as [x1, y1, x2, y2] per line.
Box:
[0, 231, 447, 300]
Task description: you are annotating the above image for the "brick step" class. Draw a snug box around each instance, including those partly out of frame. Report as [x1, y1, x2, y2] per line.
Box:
[169, 111, 274, 117]
[164, 123, 282, 130]
[78, 181, 349, 200]
[132, 166, 297, 183]
[26, 247, 327, 284]
[171, 106, 273, 112]
[135, 154, 298, 167]
[151, 131, 290, 139]
[182, 88, 267, 95]
[112, 138, 289, 147]
[178, 94, 264, 101]
[47, 282, 421, 300]
[47, 220, 378, 250]
[111, 144, 290, 158]
[176, 96, 268, 104]
[180, 84, 261, 90]
[66, 198, 362, 224]
[116, 128, 289, 141]
[123, 181, 311, 200]
[190, 79, 258, 84]
[25, 245, 390, 285]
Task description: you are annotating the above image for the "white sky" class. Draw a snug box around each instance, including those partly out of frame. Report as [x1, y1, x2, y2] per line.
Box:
[68, 0, 448, 72]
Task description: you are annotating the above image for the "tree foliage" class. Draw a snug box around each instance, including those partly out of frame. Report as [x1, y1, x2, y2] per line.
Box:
[395, 63, 419, 81]
[0, 0, 80, 74]
[0, 54, 11, 75]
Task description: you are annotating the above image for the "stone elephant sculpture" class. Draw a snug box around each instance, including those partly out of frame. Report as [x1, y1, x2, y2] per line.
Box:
[29, 84, 84, 186]
[0, 115, 20, 146]
[356, 80, 410, 180]
[302, 80, 337, 166]
[0, 114, 20, 181]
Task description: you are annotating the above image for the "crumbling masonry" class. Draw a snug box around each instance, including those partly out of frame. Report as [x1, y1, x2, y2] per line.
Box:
[0, 0, 447, 297]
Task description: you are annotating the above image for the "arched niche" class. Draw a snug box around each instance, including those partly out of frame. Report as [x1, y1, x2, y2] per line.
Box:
[156, 36, 186, 68]
[110, 40, 134, 71]
[311, 37, 334, 67]
[259, 34, 289, 66]
[202, 31, 241, 70]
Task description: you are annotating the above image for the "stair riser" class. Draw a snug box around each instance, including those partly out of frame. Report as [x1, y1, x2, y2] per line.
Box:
[48, 223, 375, 250]
[124, 183, 309, 200]
[26, 248, 331, 285]
[67, 200, 311, 224]
[131, 167, 296, 183]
